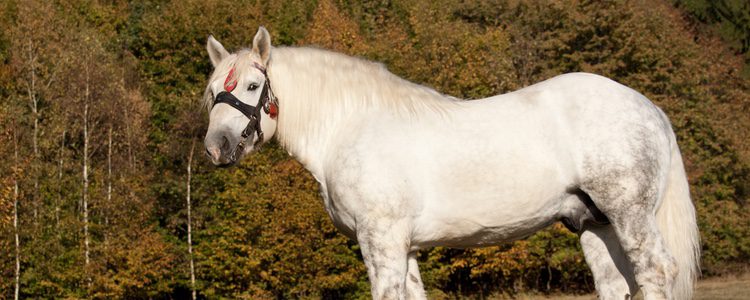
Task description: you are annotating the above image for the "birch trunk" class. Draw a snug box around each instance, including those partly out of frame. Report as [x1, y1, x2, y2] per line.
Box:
[105, 125, 112, 248]
[25, 43, 39, 223]
[57, 129, 65, 227]
[125, 107, 134, 170]
[13, 118, 21, 300]
[187, 139, 197, 300]
[82, 64, 91, 288]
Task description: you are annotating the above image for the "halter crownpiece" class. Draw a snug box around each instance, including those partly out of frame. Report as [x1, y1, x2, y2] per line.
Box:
[252, 62, 279, 119]
[211, 61, 279, 163]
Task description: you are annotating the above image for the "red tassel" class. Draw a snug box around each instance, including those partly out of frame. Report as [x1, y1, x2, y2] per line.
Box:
[269, 103, 278, 119]
[224, 67, 237, 92]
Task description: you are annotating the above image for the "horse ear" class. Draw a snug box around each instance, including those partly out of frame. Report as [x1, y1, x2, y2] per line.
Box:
[207, 35, 229, 68]
[252, 26, 272, 65]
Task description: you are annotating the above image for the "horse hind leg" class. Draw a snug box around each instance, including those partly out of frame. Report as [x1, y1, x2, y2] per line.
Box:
[611, 212, 678, 300]
[580, 225, 638, 299]
[581, 171, 678, 300]
[561, 190, 638, 299]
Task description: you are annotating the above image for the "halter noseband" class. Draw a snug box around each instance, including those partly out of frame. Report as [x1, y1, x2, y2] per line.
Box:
[211, 62, 278, 163]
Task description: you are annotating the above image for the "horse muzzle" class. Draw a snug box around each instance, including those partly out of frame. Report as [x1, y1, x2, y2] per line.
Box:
[205, 131, 242, 167]
[205, 146, 235, 167]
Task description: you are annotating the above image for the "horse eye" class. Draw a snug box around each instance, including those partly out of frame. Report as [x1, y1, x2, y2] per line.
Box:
[248, 83, 259, 91]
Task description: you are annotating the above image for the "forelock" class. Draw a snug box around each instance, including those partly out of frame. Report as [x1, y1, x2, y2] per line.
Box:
[202, 52, 239, 109]
[201, 49, 268, 109]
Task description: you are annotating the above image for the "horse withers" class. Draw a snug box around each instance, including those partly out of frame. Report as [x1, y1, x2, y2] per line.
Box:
[202, 27, 700, 300]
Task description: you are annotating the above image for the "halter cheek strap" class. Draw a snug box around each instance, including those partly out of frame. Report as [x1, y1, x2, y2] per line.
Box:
[211, 63, 278, 163]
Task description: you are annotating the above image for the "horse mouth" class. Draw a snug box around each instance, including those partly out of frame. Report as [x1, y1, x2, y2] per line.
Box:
[209, 152, 238, 167]
[207, 154, 237, 168]
[205, 145, 238, 167]
[215, 160, 236, 168]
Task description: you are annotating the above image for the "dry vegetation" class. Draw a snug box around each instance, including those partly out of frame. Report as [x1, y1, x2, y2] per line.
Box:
[501, 273, 750, 300]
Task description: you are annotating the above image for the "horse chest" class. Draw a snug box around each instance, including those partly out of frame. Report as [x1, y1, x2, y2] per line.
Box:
[317, 179, 358, 240]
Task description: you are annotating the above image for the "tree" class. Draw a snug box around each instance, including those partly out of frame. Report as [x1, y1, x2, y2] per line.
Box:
[674, 0, 750, 76]
[186, 139, 197, 300]
[12, 117, 21, 300]
[0, 0, 748, 298]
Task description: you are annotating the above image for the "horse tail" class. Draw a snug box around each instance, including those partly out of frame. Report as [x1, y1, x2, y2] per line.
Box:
[656, 138, 700, 299]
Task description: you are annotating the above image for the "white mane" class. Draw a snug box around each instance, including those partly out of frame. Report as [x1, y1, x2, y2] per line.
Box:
[272, 46, 459, 113]
[205, 47, 460, 114]
[206, 46, 462, 160]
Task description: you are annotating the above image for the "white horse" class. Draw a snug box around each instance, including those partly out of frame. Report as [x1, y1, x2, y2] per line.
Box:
[202, 27, 700, 300]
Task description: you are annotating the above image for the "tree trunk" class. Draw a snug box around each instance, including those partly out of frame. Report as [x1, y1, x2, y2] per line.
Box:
[187, 139, 197, 300]
[105, 124, 112, 248]
[546, 240, 552, 292]
[13, 118, 21, 300]
[125, 107, 134, 170]
[82, 64, 91, 289]
[25, 42, 39, 224]
[57, 129, 65, 228]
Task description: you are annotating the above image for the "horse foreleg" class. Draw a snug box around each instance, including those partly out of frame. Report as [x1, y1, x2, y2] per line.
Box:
[580, 225, 638, 299]
[405, 251, 427, 299]
[357, 219, 410, 300]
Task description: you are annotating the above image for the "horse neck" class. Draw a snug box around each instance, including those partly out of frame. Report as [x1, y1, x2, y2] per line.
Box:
[268, 47, 457, 177]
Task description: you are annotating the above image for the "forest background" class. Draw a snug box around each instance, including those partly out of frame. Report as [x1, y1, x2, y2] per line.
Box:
[1, 0, 749, 299]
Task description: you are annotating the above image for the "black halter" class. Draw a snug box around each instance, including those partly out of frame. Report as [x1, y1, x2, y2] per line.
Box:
[211, 62, 277, 163]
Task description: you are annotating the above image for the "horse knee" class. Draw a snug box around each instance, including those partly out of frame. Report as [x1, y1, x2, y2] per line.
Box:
[360, 246, 409, 299]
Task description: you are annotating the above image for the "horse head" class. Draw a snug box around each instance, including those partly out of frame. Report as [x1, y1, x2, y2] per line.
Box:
[203, 27, 278, 167]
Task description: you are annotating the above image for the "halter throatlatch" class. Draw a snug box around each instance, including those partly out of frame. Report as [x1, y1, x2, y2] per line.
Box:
[211, 62, 278, 163]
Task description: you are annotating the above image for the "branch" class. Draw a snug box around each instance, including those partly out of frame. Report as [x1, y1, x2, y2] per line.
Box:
[44, 65, 59, 90]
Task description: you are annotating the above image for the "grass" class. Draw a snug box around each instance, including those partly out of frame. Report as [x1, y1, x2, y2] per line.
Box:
[693, 273, 750, 300]
[484, 273, 750, 300]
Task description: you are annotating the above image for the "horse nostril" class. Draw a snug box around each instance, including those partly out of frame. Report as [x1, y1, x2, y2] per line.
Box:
[205, 146, 221, 162]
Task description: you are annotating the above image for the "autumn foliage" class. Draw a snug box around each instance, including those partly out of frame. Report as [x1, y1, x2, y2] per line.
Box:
[0, 0, 748, 298]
